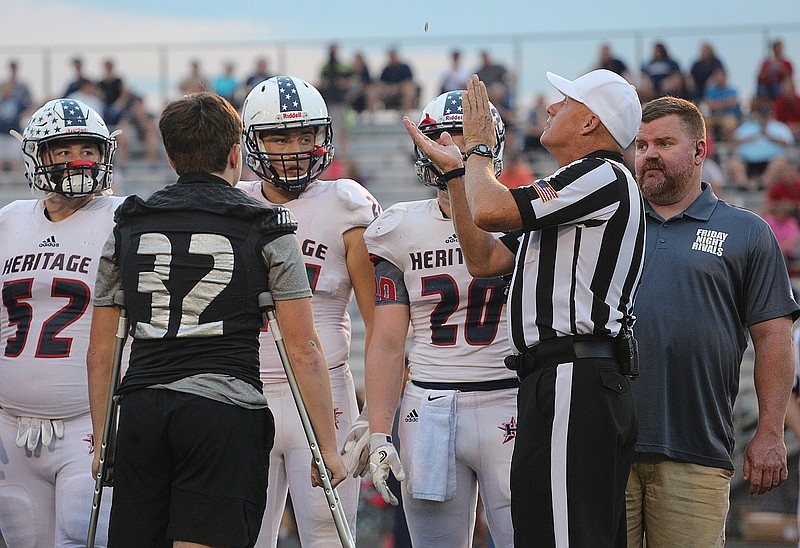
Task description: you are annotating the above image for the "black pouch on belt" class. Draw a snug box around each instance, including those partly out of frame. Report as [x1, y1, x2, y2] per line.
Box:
[616, 328, 639, 379]
[505, 351, 537, 380]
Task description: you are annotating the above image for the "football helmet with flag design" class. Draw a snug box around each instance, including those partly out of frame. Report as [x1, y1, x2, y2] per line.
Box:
[242, 75, 334, 192]
[18, 98, 117, 198]
[415, 90, 505, 190]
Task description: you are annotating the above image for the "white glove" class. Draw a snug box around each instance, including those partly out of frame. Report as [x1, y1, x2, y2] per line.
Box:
[341, 406, 370, 477]
[16, 417, 65, 452]
[369, 433, 405, 506]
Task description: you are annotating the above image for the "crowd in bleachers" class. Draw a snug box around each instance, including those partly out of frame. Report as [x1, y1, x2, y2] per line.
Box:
[2, 39, 800, 229]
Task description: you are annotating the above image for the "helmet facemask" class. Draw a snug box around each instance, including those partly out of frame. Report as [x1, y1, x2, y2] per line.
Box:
[244, 122, 334, 193]
[24, 135, 116, 198]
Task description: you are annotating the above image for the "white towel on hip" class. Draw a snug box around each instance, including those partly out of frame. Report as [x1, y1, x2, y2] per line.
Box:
[410, 389, 457, 501]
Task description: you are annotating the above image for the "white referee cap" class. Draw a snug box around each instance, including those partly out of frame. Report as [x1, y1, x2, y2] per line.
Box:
[546, 69, 642, 148]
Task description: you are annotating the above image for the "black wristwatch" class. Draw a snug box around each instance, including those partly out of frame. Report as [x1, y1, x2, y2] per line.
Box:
[465, 143, 494, 159]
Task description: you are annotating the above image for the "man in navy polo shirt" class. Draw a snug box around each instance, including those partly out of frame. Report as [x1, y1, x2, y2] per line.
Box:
[627, 96, 800, 547]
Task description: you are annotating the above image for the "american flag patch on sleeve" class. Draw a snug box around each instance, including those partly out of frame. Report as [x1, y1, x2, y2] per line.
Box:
[533, 180, 559, 202]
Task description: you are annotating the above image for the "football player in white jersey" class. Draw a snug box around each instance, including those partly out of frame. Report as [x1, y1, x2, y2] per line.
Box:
[237, 75, 380, 547]
[364, 91, 517, 547]
[0, 98, 122, 547]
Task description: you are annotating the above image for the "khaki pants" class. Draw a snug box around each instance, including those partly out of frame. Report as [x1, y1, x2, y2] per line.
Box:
[626, 453, 733, 548]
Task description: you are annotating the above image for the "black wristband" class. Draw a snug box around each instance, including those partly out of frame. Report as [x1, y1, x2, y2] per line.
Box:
[436, 167, 465, 184]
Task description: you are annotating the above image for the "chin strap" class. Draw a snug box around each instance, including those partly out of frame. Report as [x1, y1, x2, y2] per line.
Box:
[436, 167, 466, 184]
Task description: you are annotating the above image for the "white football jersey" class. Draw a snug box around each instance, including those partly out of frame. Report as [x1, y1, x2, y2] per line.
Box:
[0, 196, 124, 418]
[237, 179, 380, 382]
[364, 199, 513, 383]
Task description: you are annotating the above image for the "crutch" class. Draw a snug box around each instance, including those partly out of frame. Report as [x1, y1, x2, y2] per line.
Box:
[259, 292, 355, 548]
[87, 290, 128, 548]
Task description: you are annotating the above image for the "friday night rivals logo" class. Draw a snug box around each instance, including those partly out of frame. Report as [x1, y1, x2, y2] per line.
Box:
[691, 228, 728, 257]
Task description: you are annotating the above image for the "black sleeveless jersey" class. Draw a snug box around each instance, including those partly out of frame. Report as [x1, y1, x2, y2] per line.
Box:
[114, 173, 298, 393]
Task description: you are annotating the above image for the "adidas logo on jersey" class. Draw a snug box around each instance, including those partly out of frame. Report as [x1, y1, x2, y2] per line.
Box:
[39, 235, 59, 248]
[444, 233, 459, 244]
[404, 409, 418, 423]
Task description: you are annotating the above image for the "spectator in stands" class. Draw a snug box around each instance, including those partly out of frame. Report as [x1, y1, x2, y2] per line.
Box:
[702, 67, 741, 142]
[757, 39, 794, 101]
[318, 43, 352, 106]
[245, 57, 272, 87]
[702, 154, 727, 197]
[0, 60, 31, 172]
[68, 79, 104, 115]
[690, 42, 724, 101]
[497, 152, 535, 189]
[727, 99, 795, 190]
[594, 43, 630, 79]
[763, 196, 800, 264]
[641, 42, 682, 97]
[475, 50, 508, 89]
[235, 57, 272, 110]
[178, 59, 208, 94]
[635, 73, 657, 105]
[0, 81, 28, 171]
[368, 47, 417, 112]
[773, 77, 800, 140]
[440, 50, 470, 93]
[346, 52, 372, 114]
[3, 60, 31, 111]
[522, 93, 548, 156]
[99, 59, 124, 122]
[767, 160, 800, 216]
[475, 50, 513, 117]
[213, 61, 238, 105]
[63, 57, 90, 97]
[122, 94, 160, 167]
[108, 87, 161, 168]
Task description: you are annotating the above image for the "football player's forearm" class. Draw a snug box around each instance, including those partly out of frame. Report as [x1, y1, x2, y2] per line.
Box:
[87, 352, 111, 443]
[289, 343, 339, 453]
[86, 307, 118, 444]
[365, 344, 405, 435]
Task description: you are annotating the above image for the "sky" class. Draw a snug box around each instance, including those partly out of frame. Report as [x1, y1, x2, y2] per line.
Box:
[1, 0, 800, 113]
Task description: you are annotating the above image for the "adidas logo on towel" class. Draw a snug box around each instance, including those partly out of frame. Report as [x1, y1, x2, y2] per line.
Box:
[404, 409, 418, 423]
[39, 235, 59, 248]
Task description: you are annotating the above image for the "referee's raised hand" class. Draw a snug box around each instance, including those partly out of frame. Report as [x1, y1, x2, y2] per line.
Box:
[462, 74, 497, 152]
[402, 117, 463, 173]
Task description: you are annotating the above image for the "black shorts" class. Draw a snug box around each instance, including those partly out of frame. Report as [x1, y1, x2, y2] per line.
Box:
[108, 389, 274, 548]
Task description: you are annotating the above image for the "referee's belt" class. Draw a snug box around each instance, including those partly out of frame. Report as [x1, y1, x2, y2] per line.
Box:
[505, 335, 619, 380]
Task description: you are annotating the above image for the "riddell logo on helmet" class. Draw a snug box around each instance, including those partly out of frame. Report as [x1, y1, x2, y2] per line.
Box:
[281, 112, 303, 119]
[443, 114, 461, 120]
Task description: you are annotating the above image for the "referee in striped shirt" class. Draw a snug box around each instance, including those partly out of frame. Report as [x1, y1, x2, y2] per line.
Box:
[404, 70, 644, 547]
